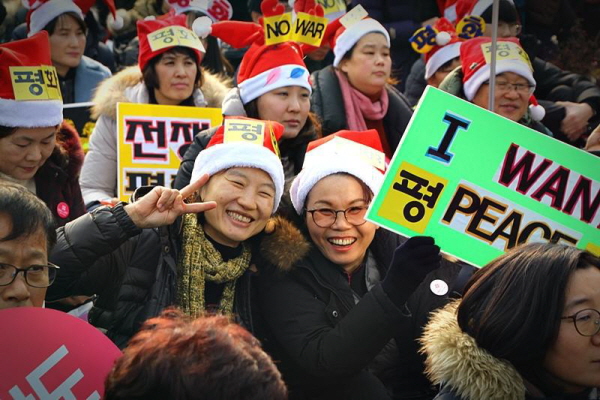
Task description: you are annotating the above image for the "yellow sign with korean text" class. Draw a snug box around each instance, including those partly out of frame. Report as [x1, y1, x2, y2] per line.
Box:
[148, 26, 205, 53]
[264, 13, 293, 45]
[116, 102, 222, 202]
[481, 41, 531, 68]
[10, 66, 62, 101]
[339, 4, 367, 28]
[223, 118, 280, 157]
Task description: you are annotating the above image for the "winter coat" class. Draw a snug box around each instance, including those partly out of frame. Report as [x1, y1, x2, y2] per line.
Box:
[421, 301, 600, 400]
[255, 217, 472, 400]
[311, 66, 413, 154]
[438, 67, 553, 135]
[46, 207, 309, 349]
[350, 0, 439, 91]
[72, 56, 112, 103]
[35, 122, 86, 227]
[79, 66, 231, 206]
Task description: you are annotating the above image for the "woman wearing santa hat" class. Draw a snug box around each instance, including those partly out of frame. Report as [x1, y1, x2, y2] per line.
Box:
[439, 36, 551, 134]
[48, 118, 307, 347]
[254, 130, 470, 399]
[79, 13, 230, 209]
[174, 0, 321, 198]
[25, 0, 115, 103]
[311, 16, 414, 160]
[0, 32, 86, 227]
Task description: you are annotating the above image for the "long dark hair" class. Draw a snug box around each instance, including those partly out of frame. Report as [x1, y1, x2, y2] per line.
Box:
[457, 243, 600, 395]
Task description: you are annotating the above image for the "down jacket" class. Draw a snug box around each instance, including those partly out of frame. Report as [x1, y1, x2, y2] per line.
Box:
[311, 66, 413, 155]
[421, 301, 600, 400]
[79, 66, 230, 206]
[255, 216, 471, 400]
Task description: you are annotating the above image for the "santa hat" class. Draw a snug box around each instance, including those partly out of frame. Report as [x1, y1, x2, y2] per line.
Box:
[461, 36, 535, 101]
[332, 17, 390, 67]
[0, 32, 63, 128]
[290, 129, 386, 214]
[410, 18, 463, 80]
[191, 117, 285, 213]
[167, 0, 233, 22]
[529, 94, 545, 121]
[137, 14, 205, 72]
[450, 0, 516, 24]
[26, 0, 123, 36]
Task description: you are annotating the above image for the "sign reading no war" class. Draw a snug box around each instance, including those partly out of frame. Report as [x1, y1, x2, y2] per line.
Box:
[117, 102, 223, 202]
[367, 87, 600, 267]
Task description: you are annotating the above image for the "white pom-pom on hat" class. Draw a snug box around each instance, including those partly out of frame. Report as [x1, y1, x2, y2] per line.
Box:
[144, 15, 156, 21]
[436, 31, 451, 46]
[110, 10, 125, 30]
[192, 16, 213, 38]
[529, 95, 545, 121]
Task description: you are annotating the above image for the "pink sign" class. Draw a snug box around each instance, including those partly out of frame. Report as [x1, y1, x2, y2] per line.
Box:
[0, 307, 122, 399]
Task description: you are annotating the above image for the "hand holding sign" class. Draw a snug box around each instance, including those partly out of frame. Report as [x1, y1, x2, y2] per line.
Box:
[124, 173, 217, 229]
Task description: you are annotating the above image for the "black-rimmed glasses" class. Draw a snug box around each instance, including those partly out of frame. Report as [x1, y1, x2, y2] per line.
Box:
[306, 206, 369, 228]
[0, 262, 59, 288]
[561, 309, 600, 337]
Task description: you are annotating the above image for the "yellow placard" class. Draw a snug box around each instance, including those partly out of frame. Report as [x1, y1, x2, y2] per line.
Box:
[268, 124, 280, 157]
[586, 242, 600, 256]
[409, 26, 438, 54]
[116, 102, 223, 202]
[10, 66, 62, 101]
[481, 41, 532, 69]
[264, 13, 293, 45]
[339, 4, 367, 28]
[292, 12, 328, 47]
[377, 161, 448, 234]
[456, 15, 485, 40]
[316, 0, 345, 15]
[223, 119, 266, 145]
[148, 26, 205, 53]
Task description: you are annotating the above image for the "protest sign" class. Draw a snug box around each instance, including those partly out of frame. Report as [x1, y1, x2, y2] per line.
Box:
[0, 307, 121, 399]
[117, 103, 222, 202]
[63, 102, 96, 152]
[367, 87, 600, 267]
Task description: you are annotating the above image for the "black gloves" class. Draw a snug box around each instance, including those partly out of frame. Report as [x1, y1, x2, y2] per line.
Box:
[381, 236, 442, 309]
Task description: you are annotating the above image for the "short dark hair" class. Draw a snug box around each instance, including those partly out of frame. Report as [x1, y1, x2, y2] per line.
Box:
[142, 46, 204, 101]
[0, 182, 56, 250]
[457, 243, 600, 394]
[0, 125, 17, 139]
[480, 0, 518, 24]
[43, 12, 87, 35]
[104, 308, 288, 400]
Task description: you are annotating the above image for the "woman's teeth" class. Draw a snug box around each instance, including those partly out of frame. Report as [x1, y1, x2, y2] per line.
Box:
[227, 211, 251, 223]
[328, 238, 356, 246]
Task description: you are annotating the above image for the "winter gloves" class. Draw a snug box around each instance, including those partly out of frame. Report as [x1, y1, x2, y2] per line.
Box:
[381, 236, 442, 309]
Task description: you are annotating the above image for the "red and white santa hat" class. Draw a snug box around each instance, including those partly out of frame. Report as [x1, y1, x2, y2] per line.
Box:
[410, 18, 463, 80]
[137, 13, 205, 72]
[167, 0, 233, 22]
[0, 31, 63, 128]
[26, 0, 123, 36]
[332, 17, 390, 67]
[461, 36, 535, 101]
[445, 0, 515, 23]
[191, 117, 285, 212]
[290, 129, 386, 214]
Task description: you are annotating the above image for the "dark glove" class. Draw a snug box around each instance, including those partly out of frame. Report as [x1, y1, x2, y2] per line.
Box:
[381, 236, 441, 309]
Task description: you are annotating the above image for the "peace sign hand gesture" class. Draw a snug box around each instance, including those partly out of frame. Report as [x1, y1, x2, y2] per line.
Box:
[123, 173, 217, 229]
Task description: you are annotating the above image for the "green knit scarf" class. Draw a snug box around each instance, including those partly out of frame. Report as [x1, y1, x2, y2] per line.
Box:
[177, 213, 251, 317]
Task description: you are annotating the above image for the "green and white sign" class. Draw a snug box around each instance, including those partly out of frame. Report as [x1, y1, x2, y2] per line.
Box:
[367, 87, 600, 267]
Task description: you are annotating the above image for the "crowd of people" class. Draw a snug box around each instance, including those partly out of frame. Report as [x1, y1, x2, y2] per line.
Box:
[0, 0, 599, 398]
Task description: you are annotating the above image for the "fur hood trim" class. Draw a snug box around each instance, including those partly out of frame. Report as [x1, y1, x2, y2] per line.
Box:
[260, 216, 311, 272]
[420, 300, 526, 400]
[91, 66, 231, 120]
[53, 121, 85, 177]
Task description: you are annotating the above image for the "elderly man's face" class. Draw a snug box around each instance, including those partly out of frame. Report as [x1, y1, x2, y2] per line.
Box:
[0, 213, 48, 309]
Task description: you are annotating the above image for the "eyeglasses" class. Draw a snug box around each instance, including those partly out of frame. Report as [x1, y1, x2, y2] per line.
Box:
[484, 80, 535, 95]
[561, 309, 600, 337]
[498, 22, 522, 36]
[0, 263, 59, 288]
[306, 206, 369, 228]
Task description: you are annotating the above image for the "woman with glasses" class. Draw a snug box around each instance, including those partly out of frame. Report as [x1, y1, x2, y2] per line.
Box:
[439, 36, 552, 135]
[254, 130, 466, 399]
[421, 242, 600, 400]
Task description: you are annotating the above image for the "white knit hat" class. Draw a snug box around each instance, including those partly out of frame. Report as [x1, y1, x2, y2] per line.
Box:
[332, 18, 390, 67]
[290, 129, 386, 214]
[190, 118, 285, 213]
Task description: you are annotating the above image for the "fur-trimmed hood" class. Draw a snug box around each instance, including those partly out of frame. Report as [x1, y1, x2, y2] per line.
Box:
[259, 215, 311, 273]
[91, 66, 231, 120]
[420, 300, 526, 400]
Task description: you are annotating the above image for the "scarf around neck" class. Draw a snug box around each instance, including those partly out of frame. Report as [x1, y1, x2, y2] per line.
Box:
[177, 213, 251, 317]
[335, 69, 389, 131]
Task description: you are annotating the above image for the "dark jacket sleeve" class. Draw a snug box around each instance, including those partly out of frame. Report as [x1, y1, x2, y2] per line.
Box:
[46, 204, 142, 301]
[404, 58, 427, 107]
[173, 127, 218, 190]
[384, 84, 414, 152]
[258, 259, 406, 377]
[310, 67, 348, 137]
